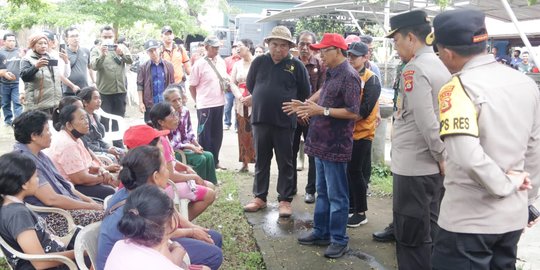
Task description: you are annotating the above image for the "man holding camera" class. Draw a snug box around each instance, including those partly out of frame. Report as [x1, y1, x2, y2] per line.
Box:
[90, 25, 132, 122]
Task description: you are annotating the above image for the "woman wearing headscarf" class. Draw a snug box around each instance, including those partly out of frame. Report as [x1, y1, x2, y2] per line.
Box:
[20, 33, 63, 115]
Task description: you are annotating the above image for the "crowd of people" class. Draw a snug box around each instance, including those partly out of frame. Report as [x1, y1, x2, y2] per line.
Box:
[0, 7, 539, 270]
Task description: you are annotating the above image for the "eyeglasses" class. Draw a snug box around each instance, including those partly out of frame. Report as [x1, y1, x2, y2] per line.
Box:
[298, 42, 312, 47]
[68, 34, 79, 38]
[320, 47, 337, 54]
[347, 54, 363, 59]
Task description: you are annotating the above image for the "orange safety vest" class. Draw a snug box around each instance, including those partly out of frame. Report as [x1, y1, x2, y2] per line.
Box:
[353, 68, 379, 140]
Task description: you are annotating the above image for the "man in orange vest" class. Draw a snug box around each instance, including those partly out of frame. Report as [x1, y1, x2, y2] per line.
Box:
[346, 41, 381, 227]
[161, 26, 191, 91]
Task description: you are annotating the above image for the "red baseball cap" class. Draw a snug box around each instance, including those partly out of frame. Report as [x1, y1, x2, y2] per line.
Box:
[344, 34, 361, 45]
[123, 125, 170, 149]
[310, 33, 348, 51]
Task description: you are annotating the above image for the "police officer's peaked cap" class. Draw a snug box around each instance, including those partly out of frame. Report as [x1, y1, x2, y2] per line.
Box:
[386, 10, 430, 38]
[432, 9, 488, 46]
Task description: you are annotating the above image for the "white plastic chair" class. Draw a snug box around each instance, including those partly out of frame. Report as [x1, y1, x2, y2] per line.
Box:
[26, 204, 79, 244]
[74, 221, 101, 270]
[0, 235, 78, 270]
[95, 108, 127, 145]
[168, 180, 190, 219]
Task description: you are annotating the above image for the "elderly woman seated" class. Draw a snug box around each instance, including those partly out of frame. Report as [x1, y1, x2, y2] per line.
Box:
[12, 110, 104, 236]
[77, 86, 125, 164]
[46, 104, 117, 200]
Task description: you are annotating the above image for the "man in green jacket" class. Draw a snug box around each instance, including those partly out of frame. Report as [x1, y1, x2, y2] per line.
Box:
[90, 25, 132, 147]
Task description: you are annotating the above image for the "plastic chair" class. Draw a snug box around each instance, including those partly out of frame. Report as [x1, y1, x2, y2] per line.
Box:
[175, 149, 188, 164]
[95, 108, 127, 145]
[0, 232, 77, 270]
[168, 180, 190, 219]
[74, 221, 101, 270]
[103, 194, 113, 210]
[26, 204, 79, 244]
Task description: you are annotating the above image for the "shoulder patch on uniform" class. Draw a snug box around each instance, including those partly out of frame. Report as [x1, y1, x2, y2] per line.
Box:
[438, 76, 478, 138]
[403, 70, 414, 92]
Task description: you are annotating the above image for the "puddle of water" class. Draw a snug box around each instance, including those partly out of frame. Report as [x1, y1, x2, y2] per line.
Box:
[261, 210, 314, 237]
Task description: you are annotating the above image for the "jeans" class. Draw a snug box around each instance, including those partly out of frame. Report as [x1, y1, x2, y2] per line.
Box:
[312, 158, 349, 245]
[1, 83, 22, 124]
[223, 91, 235, 127]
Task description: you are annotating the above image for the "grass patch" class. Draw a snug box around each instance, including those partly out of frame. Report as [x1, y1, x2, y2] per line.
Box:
[0, 258, 7, 270]
[370, 163, 393, 196]
[195, 171, 265, 270]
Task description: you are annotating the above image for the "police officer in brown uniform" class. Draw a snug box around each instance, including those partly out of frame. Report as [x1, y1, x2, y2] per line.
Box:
[386, 10, 450, 269]
[431, 9, 540, 269]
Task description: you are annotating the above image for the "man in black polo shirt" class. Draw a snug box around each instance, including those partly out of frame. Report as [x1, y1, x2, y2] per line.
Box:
[244, 26, 310, 217]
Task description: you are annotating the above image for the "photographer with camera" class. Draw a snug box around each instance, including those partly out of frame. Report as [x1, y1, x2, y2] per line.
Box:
[20, 33, 63, 115]
[90, 25, 133, 147]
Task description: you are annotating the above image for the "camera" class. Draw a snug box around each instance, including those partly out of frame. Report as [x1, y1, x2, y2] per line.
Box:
[529, 205, 540, 223]
[47, 59, 58, 66]
[59, 44, 66, 51]
[102, 39, 117, 51]
[107, 44, 118, 51]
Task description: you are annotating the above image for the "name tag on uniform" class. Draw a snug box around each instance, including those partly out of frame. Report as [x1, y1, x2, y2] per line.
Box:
[439, 76, 479, 138]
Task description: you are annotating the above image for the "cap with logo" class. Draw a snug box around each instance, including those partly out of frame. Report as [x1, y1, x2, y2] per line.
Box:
[386, 10, 430, 38]
[144, 40, 161, 51]
[310, 33, 348, 51]
[348, 42, 369, 56]
[203, 36, 221, 47]
[123, 125, 170, 149]
[161, 26, 173, 34]
[432, 9, 488, 46]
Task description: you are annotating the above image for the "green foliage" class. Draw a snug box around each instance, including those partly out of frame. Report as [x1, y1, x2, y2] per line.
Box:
[0, 0, 205, 37]
[370, 163, 393, 196]
[296, 16, 354, 39]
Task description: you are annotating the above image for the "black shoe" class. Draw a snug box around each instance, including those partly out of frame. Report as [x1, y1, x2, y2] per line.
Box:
[372, 224, 395, 242]
[324, 243, 349, 258]
[347, 213, 368, 228]
[298, 233, 330, 246]
[304, 193, 315, 204]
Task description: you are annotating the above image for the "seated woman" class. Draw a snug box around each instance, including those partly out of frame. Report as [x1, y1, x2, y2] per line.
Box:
[0, 152, 75, 270]
[52, 96, 121, 171]
[77, 86, 125, 164]
[105, 185, 190, 270]
[97, 145, 222, 270]
[163, 85, 217, 184]
[12, 110, 104, 236]
[123, 123, 215, 221]
[46, 104, 117, 200]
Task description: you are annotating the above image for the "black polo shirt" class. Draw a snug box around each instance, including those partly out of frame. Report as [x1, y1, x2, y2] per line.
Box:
[246, 53, 310, 129]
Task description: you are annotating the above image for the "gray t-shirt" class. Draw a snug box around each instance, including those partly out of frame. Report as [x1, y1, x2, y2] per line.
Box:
[0, 203, 67, 270]
[0, 47, 21, 84]
[64, 47, 91, 91]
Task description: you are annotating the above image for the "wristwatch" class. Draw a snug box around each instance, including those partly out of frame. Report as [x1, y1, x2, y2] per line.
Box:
[323, 107, 330, 116]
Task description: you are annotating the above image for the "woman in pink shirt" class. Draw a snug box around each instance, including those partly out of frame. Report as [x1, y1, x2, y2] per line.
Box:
[47, 104, 117, 200]
[105, 185, 187, 270]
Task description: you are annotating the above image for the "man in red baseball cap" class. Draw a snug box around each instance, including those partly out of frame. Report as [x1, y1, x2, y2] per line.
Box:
[285, 33, 361, 259]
